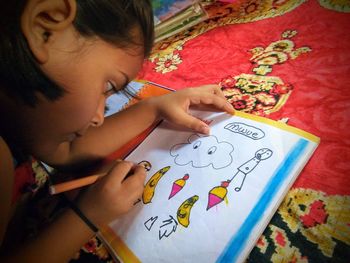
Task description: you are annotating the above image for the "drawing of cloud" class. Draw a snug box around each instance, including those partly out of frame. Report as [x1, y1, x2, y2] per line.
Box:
[170, 134, 234, 169]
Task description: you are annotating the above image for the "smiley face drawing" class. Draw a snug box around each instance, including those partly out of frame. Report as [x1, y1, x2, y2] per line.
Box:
[142, 166, 171, 204]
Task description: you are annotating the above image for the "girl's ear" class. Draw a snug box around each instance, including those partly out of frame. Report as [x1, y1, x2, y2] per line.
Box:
[21, 0, 77, 64]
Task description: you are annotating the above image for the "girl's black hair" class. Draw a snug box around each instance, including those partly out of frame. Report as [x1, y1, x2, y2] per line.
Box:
[0, 0, 154, 107]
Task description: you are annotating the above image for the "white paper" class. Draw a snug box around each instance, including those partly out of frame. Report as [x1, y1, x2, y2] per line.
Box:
[108, 110, 319, 263]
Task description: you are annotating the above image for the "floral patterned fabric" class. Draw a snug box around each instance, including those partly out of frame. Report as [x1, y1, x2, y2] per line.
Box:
[137, 0, 350, 262]
[10, 0, 349, 262]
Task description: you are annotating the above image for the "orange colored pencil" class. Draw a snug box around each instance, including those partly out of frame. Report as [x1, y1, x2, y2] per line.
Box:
[49, 173, 106, 195]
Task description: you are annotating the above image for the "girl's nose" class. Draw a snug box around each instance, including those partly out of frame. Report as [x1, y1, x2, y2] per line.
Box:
[90, 99, 105, 127]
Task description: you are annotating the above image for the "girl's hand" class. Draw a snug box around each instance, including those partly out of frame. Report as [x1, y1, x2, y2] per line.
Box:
[151, 85, 234, 134]
[78, 161, 146, 227]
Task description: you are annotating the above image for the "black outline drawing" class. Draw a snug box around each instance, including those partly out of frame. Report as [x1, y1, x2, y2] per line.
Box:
[206, 148, 273, 210]
[138, 160, 152, 171]
[159, 215, 178, 240]
[224, 122, 265, 140]
[144, 216, 158, 231]
[231, 148, 273, 191]
[170, 134, 234, 169]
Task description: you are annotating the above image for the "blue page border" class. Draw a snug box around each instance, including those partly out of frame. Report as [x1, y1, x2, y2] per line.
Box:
[217, 138, 309, 263]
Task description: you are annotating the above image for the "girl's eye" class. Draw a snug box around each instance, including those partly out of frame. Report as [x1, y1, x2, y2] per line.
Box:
[104, 81, 118, 96]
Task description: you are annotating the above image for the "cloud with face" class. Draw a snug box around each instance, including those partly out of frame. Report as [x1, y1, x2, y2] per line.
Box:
[170, 134, 234, 169]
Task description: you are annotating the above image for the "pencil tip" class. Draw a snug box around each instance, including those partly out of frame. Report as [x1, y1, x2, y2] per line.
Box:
[49, 186, 55, 195]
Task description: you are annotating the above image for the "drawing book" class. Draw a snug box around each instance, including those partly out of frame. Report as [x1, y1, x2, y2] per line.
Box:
[152, 0, 200, 24]
[99, 109, 320, 263]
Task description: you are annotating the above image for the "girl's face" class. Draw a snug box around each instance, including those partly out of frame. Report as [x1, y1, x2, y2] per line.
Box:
[19, 26, 145, 160]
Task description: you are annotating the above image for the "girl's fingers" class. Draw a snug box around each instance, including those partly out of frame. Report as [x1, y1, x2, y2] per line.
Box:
[120, 165, 146, 200]
[158, 85, 235, 134]
[183, 85, 233, 113]
[171, 109, 211, 134]
[107, 161, 135, 185]
[211, 85, 227, 99]
[189, 93, 234, 114]
[196, 84, 226, 99]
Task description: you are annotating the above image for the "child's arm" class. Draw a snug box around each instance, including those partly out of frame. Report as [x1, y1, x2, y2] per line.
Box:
[0, 138, 14, 244]
[2, 208, 96, 263]
[1, 161, 145, 262]
[44, 85, 234, 168]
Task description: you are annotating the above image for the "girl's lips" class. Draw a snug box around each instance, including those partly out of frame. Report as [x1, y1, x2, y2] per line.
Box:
[75, 132, 84, 137]
[66, 126, 89, 142]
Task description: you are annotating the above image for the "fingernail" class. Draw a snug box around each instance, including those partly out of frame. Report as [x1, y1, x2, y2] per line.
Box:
[226, 102, 235, 113]
[200, 125, 210, 135]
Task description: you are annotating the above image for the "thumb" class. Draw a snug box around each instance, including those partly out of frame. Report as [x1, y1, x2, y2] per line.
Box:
[105, 161, 134, 185]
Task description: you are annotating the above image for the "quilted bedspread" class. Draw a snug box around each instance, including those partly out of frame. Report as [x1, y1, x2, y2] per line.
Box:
[138, 0, 350, 261]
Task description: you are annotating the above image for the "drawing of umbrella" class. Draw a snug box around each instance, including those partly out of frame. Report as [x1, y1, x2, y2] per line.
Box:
[207, 180, 230, 210]
[168, 174, 189, 199]
[206, 148, 273, 210]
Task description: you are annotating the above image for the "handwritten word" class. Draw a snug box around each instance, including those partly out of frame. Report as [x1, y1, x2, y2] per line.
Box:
[224, 122, 265, 140]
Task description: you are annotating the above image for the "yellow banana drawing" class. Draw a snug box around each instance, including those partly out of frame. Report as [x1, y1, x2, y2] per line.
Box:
[142, 166, 171, 204]
[177, 195, 199, 227]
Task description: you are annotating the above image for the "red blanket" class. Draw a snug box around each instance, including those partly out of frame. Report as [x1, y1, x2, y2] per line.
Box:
[139, 0, 350, 261]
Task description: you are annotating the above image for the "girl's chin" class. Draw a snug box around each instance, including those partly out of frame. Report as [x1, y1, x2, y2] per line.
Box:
[66, 132, 84, 142]
[66, 133, 77, 142]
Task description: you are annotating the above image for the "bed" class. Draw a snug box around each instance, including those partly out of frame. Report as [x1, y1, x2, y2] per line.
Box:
[138, 0, 350, 261]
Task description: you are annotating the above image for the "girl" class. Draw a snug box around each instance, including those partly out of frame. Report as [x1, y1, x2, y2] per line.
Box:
[0, 0, 234, 262]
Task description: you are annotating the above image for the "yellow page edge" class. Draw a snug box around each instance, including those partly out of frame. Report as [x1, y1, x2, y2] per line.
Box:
[233, 111, 320, 144]
[100, 226, 141, 263]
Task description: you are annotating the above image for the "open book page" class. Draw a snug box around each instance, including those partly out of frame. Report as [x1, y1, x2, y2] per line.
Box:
[104, 81, 173, 161]
[101, 110, 319, 263]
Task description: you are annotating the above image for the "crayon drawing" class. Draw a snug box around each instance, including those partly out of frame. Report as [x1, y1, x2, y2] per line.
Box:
[142, 166, 170, 204]
[169, 174, 189, 199]
[207, 148, 273, 210]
